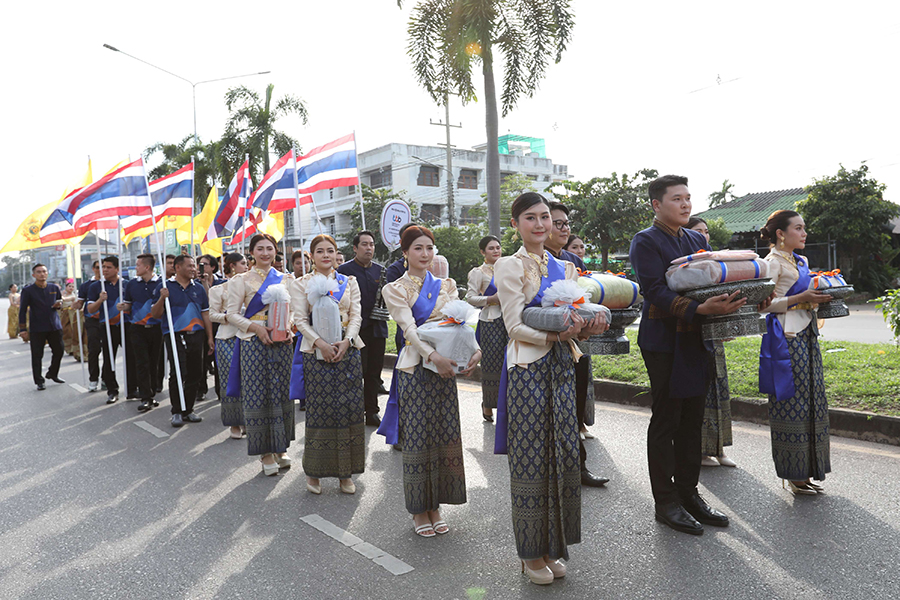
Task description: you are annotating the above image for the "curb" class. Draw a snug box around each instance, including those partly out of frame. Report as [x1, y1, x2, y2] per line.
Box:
[383, 354, 900, 447]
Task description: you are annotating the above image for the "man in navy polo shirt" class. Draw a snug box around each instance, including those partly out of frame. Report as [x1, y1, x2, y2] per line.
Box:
[88, 256, 135, 404]
[18, 264, 65, 390]
[151, 254, 215, 427]
[74, 261, 102, 392]
[120, 254, 162, 412]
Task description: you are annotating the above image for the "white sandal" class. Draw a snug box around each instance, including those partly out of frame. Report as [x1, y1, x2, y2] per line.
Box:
[414, 523, 435, 538]
[432, 520, 449, 535]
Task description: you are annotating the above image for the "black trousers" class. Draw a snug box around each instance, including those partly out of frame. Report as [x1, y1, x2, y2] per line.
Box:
[575, 354, 591, 469]
[359, 325, 387, 416]
[641, 349, 705, 505]
[29, 330, 64, 385]
[165, 331, 205, 415]
[128, 324, 162, 401]
[100, 323, 123, 394]
[197, 335, 215, 399]
[156, 337, 166, 392]
[85, 318, 102, 382]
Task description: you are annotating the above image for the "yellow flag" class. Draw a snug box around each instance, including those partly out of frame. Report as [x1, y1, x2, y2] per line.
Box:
[1, 160, 93, 252]
[178, 186, 221, 255]
[258, 210, 284, 242]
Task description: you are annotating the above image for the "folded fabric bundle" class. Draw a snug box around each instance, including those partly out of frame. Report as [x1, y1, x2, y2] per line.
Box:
[307, 274, 342, 360]
[809, 269, 848, 289]
[666, 258, 769, 292]
[417, 300, 480, 374]
[576, 271, 642, 308]
[522, 280, 611, 332]
[261, 283, 291, 342]
[670, 249, 759, 265]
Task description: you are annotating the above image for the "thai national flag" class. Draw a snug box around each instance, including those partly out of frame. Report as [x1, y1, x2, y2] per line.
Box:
[41, 158, 151, 243]
[120, 163, 194, 237]
[295, 133, 359, 196]
[229, 207, 263, 245]
[206, 160, 252, 242]
[250, 150, 300, 214]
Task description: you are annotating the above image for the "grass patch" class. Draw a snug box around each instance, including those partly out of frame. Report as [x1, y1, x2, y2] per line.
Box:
[592, 329, 900, 416]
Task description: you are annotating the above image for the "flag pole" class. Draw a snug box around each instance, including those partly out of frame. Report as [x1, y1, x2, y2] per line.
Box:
[291, 148, 306, 276]
[140, 160, 187, 413]
[73, 245, 87, 387]
[352, 131, 365, 230]
[241, 153, 250, 256]
[190, 155, 195, 257]
[117, 220, 128, 396]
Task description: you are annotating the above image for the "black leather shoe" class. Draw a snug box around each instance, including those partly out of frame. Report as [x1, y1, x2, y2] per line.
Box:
[365, 414, 382, 427]
[46, 374, 65, 384]
[106, 393, 118, 404]
[184, 412, 202, 423]
[37, 382, 46, 391]
[655, 501, 704, 535]
[151, 400, 160, 407]
[581, 469, 610, 487]
[137, 401, 152, 412]
[682, 492, 729, 527]
[171, 414, 184, 427]
[377, 385, 389, 395]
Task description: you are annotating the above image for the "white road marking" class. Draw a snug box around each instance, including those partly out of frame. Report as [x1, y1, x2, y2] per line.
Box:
[134, 421, 170, 438]
[300, 513, 414, 575]
[69, 383, 88, 393]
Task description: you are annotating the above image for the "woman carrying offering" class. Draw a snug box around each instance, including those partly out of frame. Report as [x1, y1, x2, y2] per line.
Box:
[8, 284, 20, 340]
[290, 234, 366, 495]
[494, 193, 608, 585]
[377, 225, 481, 538]
[225, 234, 295, 477]
[60, 280, 80, 358]
[758, 210, 833, 495]
[466, 235, 505, 422]
[210, 253, 247, 440]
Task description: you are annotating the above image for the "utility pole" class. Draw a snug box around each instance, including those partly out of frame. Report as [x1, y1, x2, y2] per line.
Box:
[430, 93, 461, 227]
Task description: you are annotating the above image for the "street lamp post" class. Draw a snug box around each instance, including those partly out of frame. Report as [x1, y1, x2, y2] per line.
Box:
[102, 44, 270, 146]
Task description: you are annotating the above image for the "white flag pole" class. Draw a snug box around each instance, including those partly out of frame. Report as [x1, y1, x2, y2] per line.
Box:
[352, 131, 366, 230]
[73, 245, 87, 387]
[190, 156, 196, 256]
[291, 148, 306, 276]
[141, 159, 187, 413]
[117, 220, 128, 396]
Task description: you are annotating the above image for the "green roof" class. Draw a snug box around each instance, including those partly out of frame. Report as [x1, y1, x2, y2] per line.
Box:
[695, 188, 807, 233]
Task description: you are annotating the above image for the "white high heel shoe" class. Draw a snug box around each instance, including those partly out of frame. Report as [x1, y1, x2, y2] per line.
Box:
[521, 561, 554, 585]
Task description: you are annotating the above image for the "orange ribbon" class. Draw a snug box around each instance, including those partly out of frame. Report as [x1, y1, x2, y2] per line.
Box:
[439, 318, 464, 326]
[604, 270, 626, 277]
[554, 296, 585, 308]
[811, 269, 843, 289]
[577, 268, 592, 277]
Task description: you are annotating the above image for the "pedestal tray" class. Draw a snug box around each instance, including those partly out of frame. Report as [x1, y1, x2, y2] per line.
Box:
[578, 306, 641, 355]
[683, 278, 776, 341]
[817, 285, 854, 319]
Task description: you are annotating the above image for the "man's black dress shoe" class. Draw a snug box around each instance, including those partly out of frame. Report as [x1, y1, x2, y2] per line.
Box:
[377, 385, 389, 395]
[171, 414, 184, 427]
[37, 382, 46, 391]
[581, 469, 610, 487]
[137, 401, 152, 412]
[655, 501, 704, 535]
[365, 414, 382, 427]
[106, 393, 118, 404]
[184, 412, 202, 423]
[46, 374, 65, 384]
[682, 492, 729, 527]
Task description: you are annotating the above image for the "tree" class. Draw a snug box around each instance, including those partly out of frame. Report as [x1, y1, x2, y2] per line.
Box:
[144, 135, 219, 214]
[706, 217, 733, 250]
[798, 164, 900, 295]
[401, 0, 574, 238]
[431, 224, 486, 285]
[219, 83, 309, 184]
[707, 179, 735, 208]
[344, 185, 414, 265]
[558, 169, 658, 270]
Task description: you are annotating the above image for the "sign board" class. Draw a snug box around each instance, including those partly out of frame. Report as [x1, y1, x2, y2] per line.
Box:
[164, 229, 180, 256]
[380, 199, 412, 250]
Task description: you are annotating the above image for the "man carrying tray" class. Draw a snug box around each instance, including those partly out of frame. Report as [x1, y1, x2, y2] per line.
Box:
[630, 175, 771, 536]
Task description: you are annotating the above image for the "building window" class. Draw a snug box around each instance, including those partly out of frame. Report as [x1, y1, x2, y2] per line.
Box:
[370, 168, 392, 189]
[285, 209, 295, 231]
[459, 206, 480, 224]
[421, 203, 442, 223]
[348, 185, 356, 195]
[527, 174, 538, 181]
[458, 169, 478, 189]
[418, 166, 440, 187]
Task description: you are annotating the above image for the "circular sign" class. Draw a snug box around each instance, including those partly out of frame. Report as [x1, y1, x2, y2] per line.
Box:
[380, 199, 412, 250]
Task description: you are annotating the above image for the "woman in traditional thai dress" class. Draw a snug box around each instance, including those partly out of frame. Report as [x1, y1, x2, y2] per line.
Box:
[7, 284, 20, 339]
[290, 234, 366, 495]
[758, 210, 833, 495]
[210, 253, 247, 440]
[225, 233, 295, 477]
[686, 217, 737, 468]
[494, 193, 607, 585]
[466, 235, 505, 422]
[378, 225, 481, 537]
[60, 280, 80, 357]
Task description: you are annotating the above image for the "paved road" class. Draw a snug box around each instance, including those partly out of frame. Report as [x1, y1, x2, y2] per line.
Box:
[1, 336, 899, 600]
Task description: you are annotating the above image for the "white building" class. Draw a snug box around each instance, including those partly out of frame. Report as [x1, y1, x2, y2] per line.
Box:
[282, 137, 570, 250]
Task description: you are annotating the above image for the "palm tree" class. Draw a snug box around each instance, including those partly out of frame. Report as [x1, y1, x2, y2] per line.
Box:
[144, 135, 218, 214]
[707, 179, 736, 208]
[220, 83, 309, 184]
[400, 0, 574, 236]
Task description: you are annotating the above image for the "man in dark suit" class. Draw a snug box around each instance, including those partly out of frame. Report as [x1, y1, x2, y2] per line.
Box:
[18, 264, 65, 390]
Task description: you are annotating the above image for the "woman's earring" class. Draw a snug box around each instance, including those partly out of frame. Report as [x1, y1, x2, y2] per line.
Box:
[778, 238, 784, 250]
[512, 229, 519, 241]
[403, 257, 408, 268]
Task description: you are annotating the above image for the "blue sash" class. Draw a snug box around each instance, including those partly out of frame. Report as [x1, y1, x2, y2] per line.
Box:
[289, 273, 349, 404]
[474, 275, 498, 344]
[226, 268, 284, 397]
[376, 272, 442, 444]
[759, 254, 809, 401]
[495, 252, 566, 454]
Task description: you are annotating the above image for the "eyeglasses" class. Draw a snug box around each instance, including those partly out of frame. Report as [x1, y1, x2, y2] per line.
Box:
[552, 220, 571, 231]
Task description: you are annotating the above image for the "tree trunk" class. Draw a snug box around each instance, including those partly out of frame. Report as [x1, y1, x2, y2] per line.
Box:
[602, 247, 609, 271]
[482, 46, 501, 237]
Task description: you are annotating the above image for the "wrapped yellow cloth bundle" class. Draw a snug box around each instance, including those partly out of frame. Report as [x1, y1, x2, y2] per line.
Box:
[666, 250, 768, 292]
[417, 300, 480, 374]
[522, 280, 611, 332]
[576, 271, 642, 309]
